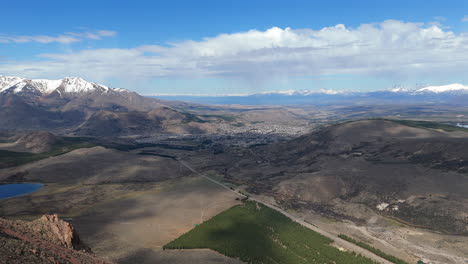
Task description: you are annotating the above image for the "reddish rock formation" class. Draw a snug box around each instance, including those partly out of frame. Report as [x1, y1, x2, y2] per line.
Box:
[37, 214, 89, 251]
[0, 215, 111, 264]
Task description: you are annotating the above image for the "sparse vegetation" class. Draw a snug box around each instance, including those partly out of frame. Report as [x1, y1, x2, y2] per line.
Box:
[165, 201, 377, 264]
[182, 112, 207, 123]
[232, 122, 245, 127]
[0, 137, 94, 168]
[101, 142, 158, 151]
[338, 234, 408, 264]
[138, 152, 176, 159]
[200, 114, 237, 122]
[0, 150, 43, 168]
[46, 137, 95, 155]
[385, 119, 468, 132]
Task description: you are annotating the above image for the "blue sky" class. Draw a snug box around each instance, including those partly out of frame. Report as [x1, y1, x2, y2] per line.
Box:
[1, 0, 468, 95]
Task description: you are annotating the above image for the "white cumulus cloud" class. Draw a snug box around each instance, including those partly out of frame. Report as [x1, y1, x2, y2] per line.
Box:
[1, 20, 468, 89]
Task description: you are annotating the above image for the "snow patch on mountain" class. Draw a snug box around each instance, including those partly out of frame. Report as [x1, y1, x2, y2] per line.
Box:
[0, 76, 127, 96]
[60, 77, 108, 94]
[29, 79, 63, 94]
[262, 85, 468, 96]
[416, 83, 468, 93]
[389, 87, 409, 93]
[260, 89, 343, 96]
[0, 76, 23, 92]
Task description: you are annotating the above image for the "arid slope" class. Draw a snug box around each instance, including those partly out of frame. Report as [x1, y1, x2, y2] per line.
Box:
[207, 119, 468, 235]
[0, 214, 109, 264]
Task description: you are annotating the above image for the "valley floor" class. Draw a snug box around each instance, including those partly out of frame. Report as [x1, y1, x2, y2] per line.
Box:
[0, 174, 244, 263]
[0, 141, 467, 264]
[73, 176, 243, 263]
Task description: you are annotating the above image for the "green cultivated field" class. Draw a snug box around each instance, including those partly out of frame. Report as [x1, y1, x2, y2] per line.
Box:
[165, 202, 377, 264]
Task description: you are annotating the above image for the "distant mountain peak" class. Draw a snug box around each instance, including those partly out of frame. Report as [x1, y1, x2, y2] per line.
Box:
[0, 76, 126, 96]
[0, 76, 23, 90]
[386, 83, 468, 95]
[416, 83, 468, 93]
[388, 86, 409, 93]
[59, 76, 109, 94]
[259, 89, 344, 96]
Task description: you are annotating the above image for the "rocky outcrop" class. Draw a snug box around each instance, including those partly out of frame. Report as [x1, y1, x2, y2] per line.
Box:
[37, 214, 88, 251]
[0, 214, 110, 264]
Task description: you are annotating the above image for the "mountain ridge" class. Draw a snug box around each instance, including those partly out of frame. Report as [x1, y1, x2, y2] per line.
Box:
[0, 76, 128, 96]
[0, 76, 204, 134]
[153, 83, 468, 105]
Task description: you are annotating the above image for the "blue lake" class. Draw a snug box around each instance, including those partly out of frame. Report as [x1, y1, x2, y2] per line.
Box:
[0, 183, 43, 199]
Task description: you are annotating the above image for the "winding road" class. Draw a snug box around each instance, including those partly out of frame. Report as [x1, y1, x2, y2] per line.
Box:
[178, 159, 395, 264]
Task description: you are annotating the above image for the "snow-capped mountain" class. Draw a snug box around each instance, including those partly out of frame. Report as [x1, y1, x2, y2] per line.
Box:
[258, 89, 344, 96]
[0, 76, 213, 136]
[387, 84, 468, 94]
[415, 83, 468, 94]
[254, 84, 468, 96]
[155, 83, 468, 105]
[0, 76, 168, 132]
[0, 76, 128, 96]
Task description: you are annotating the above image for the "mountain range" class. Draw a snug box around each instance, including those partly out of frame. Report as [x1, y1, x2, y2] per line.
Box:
[154, 84, 468, 105]
[2, 76, 468, 134]
[0, 76, 214, 135]
[0, 76, 162, 111]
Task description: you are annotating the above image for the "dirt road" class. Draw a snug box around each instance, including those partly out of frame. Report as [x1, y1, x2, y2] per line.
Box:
[178, 159, 395, 264]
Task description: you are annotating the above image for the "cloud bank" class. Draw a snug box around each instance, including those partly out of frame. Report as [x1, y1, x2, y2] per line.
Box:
[1, 20, 468, 89]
